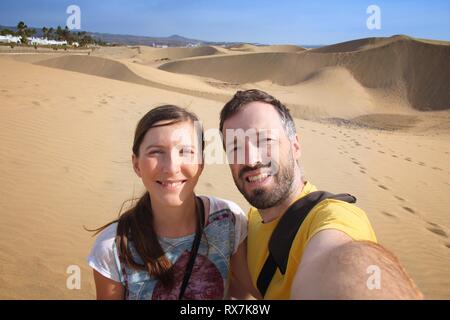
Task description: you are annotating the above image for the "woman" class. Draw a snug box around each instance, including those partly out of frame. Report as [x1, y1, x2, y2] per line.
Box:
[87, 105, 258, 299]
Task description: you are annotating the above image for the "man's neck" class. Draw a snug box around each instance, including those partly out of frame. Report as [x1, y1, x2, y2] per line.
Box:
[259, 175, 305, 224]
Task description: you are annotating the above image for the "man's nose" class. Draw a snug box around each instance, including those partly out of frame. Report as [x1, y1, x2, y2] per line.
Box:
[246, 141, 264, 166]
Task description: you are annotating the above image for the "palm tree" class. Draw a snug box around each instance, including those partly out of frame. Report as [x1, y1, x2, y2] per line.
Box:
[56, 25, 63, 40]
[42, 27, 48, 39]
[48, 27, 54, 40]
[16, 21, 28, 43]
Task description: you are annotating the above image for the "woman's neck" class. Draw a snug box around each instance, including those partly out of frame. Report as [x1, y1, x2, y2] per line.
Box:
[151, 195, 198, 238]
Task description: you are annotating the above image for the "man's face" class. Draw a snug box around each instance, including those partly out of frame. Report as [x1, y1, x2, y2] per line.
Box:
[222, 102, 301, 209]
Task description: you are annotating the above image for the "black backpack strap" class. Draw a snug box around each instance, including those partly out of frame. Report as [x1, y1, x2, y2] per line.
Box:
[256, 191, 356, 297]
[178, 196, 205, 300]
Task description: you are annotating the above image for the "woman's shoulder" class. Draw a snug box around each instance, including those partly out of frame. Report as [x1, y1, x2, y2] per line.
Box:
[202, 195, 242, 213]
[94, 222, 118, 243]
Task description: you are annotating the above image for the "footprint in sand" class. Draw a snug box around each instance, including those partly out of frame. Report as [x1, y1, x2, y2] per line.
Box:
[378, 150, 385, 154]
[204, 182, 213, 188]
[378, 184, 389, 190]
[427, 227, 448, 239]
[352, 160, 360, 165]
[381, 211, 396, 218]
[371, 177, 379, 182]
[360, 170, 366, 174]
[99, 100, 108, 105]
[427, 221, 439, 227]
[1, 89, 8, 93]
[394, 195, 405, 202]
[404, 157, 412, 162]
[431, 167, 443, 171]
[392, 154, 398, 158]
[418, 161, 426, 166]
[402, 206, 416, 215]
[32, 101, 40, 107]
[82, 110, 93, 114]
[68, 96, 77, 100]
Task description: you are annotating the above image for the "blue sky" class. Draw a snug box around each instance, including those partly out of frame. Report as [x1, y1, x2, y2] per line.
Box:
[0, 0, 449, 45]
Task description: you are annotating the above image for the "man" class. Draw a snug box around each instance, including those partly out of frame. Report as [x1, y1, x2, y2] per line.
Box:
[220, 89, 423, 299]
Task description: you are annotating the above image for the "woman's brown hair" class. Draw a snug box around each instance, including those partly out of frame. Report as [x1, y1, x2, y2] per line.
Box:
[89, 105, 204, 287]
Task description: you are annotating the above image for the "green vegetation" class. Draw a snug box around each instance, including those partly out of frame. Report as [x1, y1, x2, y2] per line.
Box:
[0, 21, 106, 47]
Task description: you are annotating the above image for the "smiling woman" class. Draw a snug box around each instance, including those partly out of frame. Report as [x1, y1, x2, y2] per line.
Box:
[86, 105, 259, 300]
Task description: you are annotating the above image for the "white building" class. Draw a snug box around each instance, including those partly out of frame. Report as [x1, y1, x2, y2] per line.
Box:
[28, 37, 68, 46]
[0, 35, 22, 44]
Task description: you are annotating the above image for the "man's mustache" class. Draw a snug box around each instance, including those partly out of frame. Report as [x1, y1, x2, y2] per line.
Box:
[239, 161, 273, 179]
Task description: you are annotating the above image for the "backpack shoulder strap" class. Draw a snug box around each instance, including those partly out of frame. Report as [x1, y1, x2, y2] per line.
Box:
[256, 191, 356, 297]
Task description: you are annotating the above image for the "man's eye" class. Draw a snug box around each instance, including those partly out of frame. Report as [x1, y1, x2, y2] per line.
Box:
[148, 150, 162, 155]
[181, 148, 194, 155]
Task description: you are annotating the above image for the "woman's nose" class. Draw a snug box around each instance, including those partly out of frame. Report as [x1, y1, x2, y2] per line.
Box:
[162, 151, 182, 174]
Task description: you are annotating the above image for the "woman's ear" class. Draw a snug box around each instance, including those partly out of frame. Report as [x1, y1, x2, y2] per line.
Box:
[132, 154, 142, 177]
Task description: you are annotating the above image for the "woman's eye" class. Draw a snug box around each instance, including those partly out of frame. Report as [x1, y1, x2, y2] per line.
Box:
[148, 150, 162, 155]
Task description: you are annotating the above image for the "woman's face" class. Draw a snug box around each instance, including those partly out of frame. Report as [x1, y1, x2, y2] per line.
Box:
[132, 120, 203, 207]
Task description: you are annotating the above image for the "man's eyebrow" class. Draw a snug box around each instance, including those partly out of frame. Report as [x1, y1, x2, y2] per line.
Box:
[226, 137, 237, 148]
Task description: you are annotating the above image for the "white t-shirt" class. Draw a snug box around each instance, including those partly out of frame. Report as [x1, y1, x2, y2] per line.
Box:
[87, 195, 247, 299]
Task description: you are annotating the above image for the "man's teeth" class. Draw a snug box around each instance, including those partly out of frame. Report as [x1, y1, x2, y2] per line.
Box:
[247, 173, 270, 182]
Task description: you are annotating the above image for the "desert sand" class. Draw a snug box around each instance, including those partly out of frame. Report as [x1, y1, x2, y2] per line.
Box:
[0, 35, 449, 299]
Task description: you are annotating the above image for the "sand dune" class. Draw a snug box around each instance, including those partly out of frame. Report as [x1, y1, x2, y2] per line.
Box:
[0, 35, 449, 299]
[227, 43, 306, 52]
[310, 34, 413, 53]
[160, 36, 450, 112]
[92, 45, 222, 64]
[35, 55, 230, 102]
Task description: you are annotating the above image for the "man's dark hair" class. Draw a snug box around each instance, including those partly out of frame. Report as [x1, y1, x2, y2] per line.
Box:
[219, 89, 297, 139]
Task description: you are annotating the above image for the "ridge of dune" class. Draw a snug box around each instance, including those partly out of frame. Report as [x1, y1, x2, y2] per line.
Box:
[226, 43, 306, 52]
[310, 35, 414, 53]
[92, 45, 222, 64]
[34, 55, 230, 102]
[159, 37, 450, 112]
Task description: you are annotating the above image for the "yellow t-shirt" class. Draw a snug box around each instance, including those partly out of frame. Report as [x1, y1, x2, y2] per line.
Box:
[247, 181, 377, 299]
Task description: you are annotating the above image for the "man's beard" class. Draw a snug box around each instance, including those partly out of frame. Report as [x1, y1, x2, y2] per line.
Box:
[234, 152, 296, 210]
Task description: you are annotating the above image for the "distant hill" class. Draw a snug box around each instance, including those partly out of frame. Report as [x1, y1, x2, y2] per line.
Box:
[0, 25, 252, 47]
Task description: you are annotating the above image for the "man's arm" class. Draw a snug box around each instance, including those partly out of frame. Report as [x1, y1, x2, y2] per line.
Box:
[291, 229, 352, 299]
[290, 229, 423, 299]
[229, 241, 262, 299]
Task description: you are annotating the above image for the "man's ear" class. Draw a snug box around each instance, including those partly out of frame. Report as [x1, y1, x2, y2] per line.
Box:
[292, 134, 301, 160]
[132, 154, 142, 178]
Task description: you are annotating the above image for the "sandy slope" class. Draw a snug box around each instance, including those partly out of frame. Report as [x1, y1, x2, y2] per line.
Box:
[227, 43, 306, 52]
[0, 36, 449, 299]
[160, 36, 450, 112]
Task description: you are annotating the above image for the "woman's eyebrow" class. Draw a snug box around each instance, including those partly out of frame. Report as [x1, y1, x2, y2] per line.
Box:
[145, 144, 165, 151]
